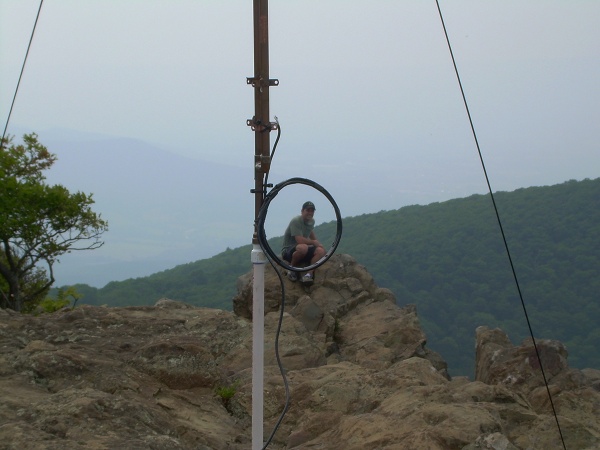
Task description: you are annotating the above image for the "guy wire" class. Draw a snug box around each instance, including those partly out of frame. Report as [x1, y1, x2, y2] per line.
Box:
[434, 1, 566, 448]
[1, 0, 45, 145]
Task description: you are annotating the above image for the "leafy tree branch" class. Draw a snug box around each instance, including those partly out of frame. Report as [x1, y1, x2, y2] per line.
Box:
[0, 133, 108, 312]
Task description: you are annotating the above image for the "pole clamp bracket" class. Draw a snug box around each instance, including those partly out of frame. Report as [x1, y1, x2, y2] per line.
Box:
[246, 117, 279, 133]
[246, 77, 279, 88]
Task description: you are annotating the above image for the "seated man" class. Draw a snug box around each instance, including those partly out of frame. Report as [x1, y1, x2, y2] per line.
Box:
[281, 201, 326, 285]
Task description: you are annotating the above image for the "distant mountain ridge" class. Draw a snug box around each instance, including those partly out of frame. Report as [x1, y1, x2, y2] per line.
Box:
[67, 178, 599, 376]
[24, 126, 550, 287]
[38, 132, 253, 286]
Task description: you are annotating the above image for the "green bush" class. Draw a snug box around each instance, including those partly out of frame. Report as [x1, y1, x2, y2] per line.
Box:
[33, 286, 82, 314]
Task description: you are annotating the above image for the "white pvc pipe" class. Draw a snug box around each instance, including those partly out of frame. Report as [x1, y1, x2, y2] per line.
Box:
[251, 244, 266, 449]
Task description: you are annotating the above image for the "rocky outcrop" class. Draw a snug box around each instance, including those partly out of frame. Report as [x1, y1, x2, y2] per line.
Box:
[233, 254, 446, 375]
[0, 254, 598, 449]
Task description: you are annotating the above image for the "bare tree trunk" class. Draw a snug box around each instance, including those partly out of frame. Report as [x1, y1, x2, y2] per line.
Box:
[0, 273, 22, 312]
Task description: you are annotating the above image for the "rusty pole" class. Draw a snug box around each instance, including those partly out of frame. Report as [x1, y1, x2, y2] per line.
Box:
[248, 1, 277, 448]
[248, 0, 278, 236]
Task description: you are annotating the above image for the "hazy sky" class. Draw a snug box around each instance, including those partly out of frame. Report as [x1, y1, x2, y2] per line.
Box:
[1, 1, 599, 286]
[3, 1, 598, 172]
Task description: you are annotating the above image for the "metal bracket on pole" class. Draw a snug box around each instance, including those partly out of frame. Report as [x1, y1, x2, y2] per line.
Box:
[247, 76, 279, 89]
[246, 117, 279, 133]
[252, 153, 272, 175]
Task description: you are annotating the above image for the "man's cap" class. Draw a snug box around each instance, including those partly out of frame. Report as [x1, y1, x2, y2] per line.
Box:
[302, 201, 316, 210]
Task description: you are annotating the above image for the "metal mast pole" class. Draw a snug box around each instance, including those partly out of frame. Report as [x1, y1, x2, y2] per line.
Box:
[250, 0, 272, 221]
[247, 0, 277, 448]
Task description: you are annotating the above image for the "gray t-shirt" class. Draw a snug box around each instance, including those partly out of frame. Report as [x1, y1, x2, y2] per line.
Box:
[282, 215, 315, 253]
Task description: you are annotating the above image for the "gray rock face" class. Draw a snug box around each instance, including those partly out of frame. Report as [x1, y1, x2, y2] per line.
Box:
[0, 254, 598, 449]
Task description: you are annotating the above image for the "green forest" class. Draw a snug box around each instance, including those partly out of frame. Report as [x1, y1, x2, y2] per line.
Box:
[67, 178, 600, 377]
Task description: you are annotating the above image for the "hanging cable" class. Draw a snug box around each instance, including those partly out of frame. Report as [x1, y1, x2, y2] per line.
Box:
[262, 116, 280, 199]
[256, 121, 342, 448]
[434, 2, 566, 448]
[260, 255, 291, 450]
[258, 119, 290, 449]
[1, 0, 45, 146]
[256, 178, 342, 448]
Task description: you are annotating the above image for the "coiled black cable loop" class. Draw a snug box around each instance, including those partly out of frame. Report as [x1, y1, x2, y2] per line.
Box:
[256, 177, 343, 272]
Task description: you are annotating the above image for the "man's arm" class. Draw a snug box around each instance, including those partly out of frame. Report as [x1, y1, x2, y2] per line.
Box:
[294, 232, 323, 248]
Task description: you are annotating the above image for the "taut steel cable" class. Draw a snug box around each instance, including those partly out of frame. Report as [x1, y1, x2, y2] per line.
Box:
[434, 1, 566, 448]
[1, 0, 45, 145]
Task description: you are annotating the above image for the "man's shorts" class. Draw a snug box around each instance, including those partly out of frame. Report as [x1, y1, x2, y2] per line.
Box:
[282, 245, 316, 265]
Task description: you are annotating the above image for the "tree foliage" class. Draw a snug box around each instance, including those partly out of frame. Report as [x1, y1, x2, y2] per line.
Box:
[0, 133, 108, 312]
[34, 285, 81, 314]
